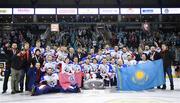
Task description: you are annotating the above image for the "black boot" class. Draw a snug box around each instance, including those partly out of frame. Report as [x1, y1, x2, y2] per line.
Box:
[170, 85, 174, 90]
[11, 91, 16, 94]
[31, 86, 37, 96]
[2, 91, 6, 94]
[16, 91, 22, 93]
[157, 86, 161, 89]
[161, 85, 166, 90]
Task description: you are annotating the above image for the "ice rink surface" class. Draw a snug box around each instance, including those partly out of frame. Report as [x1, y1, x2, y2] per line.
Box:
[0, 78, 179, 103]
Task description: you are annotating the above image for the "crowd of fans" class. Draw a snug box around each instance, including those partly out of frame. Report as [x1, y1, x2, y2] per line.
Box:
[0, 25, 179, 61]
[0, 25, 180, 96]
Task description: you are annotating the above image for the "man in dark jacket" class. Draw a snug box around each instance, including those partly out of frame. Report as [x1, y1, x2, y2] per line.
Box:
[160, 44, 174, 90]
[20, 42, 32, 92]
[10, 43, 23, 94]
[67, 47, 77, 62]
[75, 47, 85, 62]
[149, 45, 162, 89]
[2, 43, 13, 94]
[149, 45, 161, 61]
[31, 49, 44, 67]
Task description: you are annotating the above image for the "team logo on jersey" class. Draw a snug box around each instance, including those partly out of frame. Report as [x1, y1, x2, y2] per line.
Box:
[69, 75, 76, 84]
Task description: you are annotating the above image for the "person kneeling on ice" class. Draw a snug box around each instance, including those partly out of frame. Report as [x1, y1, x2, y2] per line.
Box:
[31, 68, 61, 96]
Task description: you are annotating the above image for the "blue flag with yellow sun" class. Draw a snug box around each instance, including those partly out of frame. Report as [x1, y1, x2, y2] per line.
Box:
[116, 59, 165, 91]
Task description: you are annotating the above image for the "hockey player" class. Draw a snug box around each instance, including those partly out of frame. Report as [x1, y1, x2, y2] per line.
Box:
[43, 55, 58, 73]
[71, 57, 81, 73]
[31, 68, 61, 96]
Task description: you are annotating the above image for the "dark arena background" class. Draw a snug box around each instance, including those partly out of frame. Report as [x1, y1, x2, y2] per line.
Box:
[0, 0, 180, 103]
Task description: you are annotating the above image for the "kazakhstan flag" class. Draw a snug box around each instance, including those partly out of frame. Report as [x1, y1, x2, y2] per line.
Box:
[116, 59, 165, 91]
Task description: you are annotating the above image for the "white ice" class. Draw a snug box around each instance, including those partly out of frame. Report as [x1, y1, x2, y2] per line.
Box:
[0, 78, 180, 103]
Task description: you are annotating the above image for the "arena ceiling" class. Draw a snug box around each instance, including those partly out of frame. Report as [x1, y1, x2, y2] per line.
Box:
[0, 0, 179, 8]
